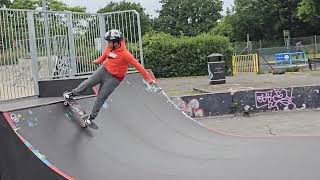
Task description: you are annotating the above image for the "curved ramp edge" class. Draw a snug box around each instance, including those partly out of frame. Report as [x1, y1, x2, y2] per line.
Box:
[0, 112, 73, 180]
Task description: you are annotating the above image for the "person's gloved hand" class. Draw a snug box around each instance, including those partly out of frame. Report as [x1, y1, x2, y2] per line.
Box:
[148, 80, 157, 86]
[148, 80, 162, 92]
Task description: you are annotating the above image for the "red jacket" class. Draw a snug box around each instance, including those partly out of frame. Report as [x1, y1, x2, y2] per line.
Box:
[96, 40, 152, 83]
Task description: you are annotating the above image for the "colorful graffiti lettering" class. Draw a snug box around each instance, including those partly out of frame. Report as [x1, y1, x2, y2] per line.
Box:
[255, 88, 296, 110]
[10, 113, 23, 123]
[171, 97, 204, 117]
[9, 113, 40, 128]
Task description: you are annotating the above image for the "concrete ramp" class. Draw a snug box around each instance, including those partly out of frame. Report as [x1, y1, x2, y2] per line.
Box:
[1, 73, 320, 180]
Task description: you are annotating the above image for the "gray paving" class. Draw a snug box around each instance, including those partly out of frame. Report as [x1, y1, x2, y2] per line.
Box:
[158, 71, 320, 96]
[198, 109, 320, 137]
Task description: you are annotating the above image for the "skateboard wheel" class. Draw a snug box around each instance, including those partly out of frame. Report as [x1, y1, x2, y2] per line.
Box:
[64, 102, 68, 106]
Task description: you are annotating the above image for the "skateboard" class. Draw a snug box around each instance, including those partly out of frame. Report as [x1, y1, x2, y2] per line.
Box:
[63, 98, 98, 129]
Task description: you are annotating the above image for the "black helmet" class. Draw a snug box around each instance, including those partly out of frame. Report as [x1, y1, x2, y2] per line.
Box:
[104, 29, 123, 42]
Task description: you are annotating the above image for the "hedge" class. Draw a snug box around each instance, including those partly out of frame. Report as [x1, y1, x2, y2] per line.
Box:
[143, 32, 233, 78]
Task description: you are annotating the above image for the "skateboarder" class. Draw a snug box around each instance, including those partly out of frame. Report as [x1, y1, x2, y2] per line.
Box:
[64, 29, 157, 126]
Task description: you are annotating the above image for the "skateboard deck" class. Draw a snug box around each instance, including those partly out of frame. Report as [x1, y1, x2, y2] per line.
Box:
[64, 98, 98, 129]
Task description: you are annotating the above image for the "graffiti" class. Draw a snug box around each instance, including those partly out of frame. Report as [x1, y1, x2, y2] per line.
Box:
[28, 120, 34, 127]
[33, 149, 47, 159]
[28, 110, 33, 115]
[52, 56, 72, 77]
[11, 65, 33, 87]
[20, 138, 48, 164]
[10, 113, 23, 123]
[103, 99, 112, 110]
[65, 111, 72, 120]
[255, 88, 296, 110]
[10, 113, 39, 127]
[208, 64, 214, 79]
[171, 97, 204, 117]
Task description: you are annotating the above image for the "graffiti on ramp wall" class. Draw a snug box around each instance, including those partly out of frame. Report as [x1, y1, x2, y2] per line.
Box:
[171, 97, 204, 118]
[255, 88, 296, 111]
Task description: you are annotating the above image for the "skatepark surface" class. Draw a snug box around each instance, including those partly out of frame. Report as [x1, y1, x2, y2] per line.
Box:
[157, 71, 320, 96]
[1, 73, 320, 180]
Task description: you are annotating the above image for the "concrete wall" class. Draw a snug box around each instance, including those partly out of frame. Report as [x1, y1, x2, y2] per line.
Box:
[172, 86, 320, 117]
[38, 77, 94, 97]
[171, 93, 232, 117]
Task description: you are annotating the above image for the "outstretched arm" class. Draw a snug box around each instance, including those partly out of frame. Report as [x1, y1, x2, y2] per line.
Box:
[127, 54, 153, 83]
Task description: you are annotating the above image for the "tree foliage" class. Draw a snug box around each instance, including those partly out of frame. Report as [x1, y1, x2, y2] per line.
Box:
[155, 0, 223, 36]
[224, 0, 320, 41]
[144, 32, 233, 77]
[298, 0, 320, 22]
[97, 1, 152, 35]
[45, 0, 86, 12]
[210, 9, 236, 41]
[8, 0, 86, 12]
[10, 0, 38, 10]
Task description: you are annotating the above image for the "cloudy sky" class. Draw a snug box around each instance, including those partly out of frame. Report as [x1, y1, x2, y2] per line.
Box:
[61, 0, 234, 17]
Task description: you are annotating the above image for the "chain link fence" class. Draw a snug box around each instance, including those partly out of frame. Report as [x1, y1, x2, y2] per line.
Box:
[234, 35, 320, 73]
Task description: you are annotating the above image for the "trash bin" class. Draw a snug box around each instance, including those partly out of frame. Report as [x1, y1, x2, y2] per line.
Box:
[207, 53, 226, 85]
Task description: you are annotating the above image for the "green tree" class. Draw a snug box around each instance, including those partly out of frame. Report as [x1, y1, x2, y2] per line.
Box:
[211, 9, 236, 41]
[232, 0, 319, 41]
[155, 0, 223, 36]
[45, 0, 86, 12]
[0, 0, 11, 8]
[232, 0, 280, 41]
[298, 0, 320, 21]
[10, 0, 38, 9]
[9, 0, 86, 12]
[97, 1, 152, 35]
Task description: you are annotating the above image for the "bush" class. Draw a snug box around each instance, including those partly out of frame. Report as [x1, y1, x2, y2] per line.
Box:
[285, 66, 300, 72]
[143, 32, 233, 78]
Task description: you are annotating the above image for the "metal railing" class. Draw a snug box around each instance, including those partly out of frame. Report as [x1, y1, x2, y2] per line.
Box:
[232, 54, 259, 75]
[234, 35, 320, 73]
[0, 9, 143, 101]
[0, 10, 35, 100]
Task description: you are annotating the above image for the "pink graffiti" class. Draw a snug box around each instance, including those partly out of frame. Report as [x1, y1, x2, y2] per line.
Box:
[255, 88, 296, 110]
[172, 97, 204, 117]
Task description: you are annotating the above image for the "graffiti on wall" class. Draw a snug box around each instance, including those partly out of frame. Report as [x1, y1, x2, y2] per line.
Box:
[10, 111, 39, 128]
[255, 88, 296, 110]
[171, 97, 204, 117]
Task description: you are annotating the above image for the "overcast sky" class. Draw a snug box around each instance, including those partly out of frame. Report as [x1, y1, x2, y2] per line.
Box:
[61, 0, 234, 17]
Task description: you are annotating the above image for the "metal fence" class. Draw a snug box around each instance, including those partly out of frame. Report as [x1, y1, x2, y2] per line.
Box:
[0, 10, 35, 100]
[0, 9, 143, 101]
[257, 43, 320, 73]
[232, 54, 259, 75]
[234, 35, 320, 73]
